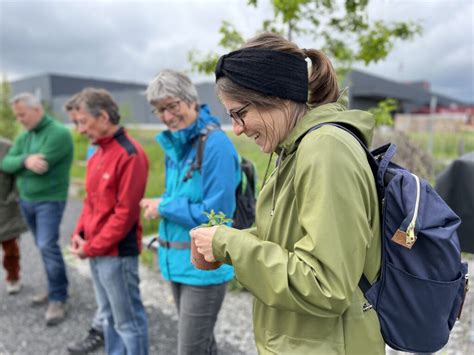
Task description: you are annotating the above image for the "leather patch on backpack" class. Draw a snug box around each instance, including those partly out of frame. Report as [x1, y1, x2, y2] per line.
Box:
[391, 229, 416, 249]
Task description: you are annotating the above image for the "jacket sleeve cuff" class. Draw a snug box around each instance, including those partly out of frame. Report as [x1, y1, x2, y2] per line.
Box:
[82, 243, 94, 257]
[72, 228, 84, 239]
[212, 225, 236, 264]
[21, 155, 29, 167]
[158, 196, 173, 217]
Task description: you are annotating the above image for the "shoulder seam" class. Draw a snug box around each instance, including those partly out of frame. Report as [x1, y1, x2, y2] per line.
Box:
[115, 134, 137, 156]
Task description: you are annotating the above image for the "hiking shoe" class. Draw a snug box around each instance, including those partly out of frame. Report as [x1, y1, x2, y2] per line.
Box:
[45, 301, 67, 326]
[31, 292, 48, 306]
[67, 328, 104, 354]
[6, 280, 22, 294]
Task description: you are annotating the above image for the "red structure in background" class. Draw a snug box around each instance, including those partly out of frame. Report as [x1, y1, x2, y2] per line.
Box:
[413, 106, 474, 114]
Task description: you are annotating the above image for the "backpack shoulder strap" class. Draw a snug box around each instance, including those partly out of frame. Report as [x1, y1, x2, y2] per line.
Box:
[303, 122, 380, 175]
[302, 122, 382, 294]
[183, 124, 220, 182]
[194, 124, 220, 170]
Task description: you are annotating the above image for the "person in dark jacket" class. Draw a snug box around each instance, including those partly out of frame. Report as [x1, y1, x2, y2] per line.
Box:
[141, 69, 240, 355]
[1, 93, 73, 325]
[69, 88, 149, 355]
[0, 137, 28, 295]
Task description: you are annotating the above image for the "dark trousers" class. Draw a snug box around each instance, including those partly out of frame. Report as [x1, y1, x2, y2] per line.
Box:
[171, 282, 227, 355]
[1, 237, 20, 281]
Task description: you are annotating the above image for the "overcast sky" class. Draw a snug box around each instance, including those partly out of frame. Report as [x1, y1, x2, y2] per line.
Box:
[0, 0, 472, 103]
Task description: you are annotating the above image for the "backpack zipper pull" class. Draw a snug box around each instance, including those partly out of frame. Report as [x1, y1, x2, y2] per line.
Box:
[406, 173, 421, 247]
[406, 226, 416, 246]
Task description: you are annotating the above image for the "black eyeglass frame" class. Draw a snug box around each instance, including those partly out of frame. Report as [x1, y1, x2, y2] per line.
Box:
[227, 103, 250, 126]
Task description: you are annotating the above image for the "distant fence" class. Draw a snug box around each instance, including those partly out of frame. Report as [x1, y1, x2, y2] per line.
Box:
[395, 113, 471, 133]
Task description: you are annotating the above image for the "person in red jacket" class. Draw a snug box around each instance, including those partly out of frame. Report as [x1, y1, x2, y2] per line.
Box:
[64, 94, 104, 355]
[69, 88, 149, 355]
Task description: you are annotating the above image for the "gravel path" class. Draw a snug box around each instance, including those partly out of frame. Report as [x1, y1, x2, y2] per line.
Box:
[0, 199, 256, 355]
[1, 199, 473, 355]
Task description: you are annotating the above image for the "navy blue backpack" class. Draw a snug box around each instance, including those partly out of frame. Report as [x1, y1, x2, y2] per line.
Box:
[306, 123, 469, 353]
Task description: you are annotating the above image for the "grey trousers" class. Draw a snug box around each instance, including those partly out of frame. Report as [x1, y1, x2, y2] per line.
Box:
[170, 281, 227, 355]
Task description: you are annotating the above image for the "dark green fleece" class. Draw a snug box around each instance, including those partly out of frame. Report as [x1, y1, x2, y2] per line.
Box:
[0, 114, 73, 201]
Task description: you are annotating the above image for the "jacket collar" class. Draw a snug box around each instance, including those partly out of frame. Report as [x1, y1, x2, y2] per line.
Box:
[95, 126, 124, 148]
[31, 114, 52, 133]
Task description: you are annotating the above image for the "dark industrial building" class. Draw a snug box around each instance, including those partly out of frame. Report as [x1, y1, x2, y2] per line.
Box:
[10, 73, 226, 125]
[10, 70, 469, 125]
[346, 70, 467, 113]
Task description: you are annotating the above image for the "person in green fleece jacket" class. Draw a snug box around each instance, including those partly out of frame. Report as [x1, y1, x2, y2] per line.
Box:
[1, 93, 73, 326]
[191, 33, 385, 354]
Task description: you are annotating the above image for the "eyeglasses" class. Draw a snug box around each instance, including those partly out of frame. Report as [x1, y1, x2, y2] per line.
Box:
[227, 103, 250, 127]
[152, 100, 181, 117]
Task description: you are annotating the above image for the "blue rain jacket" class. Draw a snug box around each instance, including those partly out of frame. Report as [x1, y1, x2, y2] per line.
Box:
[157, 105, 240, 285]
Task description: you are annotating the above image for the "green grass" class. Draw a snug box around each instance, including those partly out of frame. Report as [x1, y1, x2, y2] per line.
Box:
[229, 133, 275, 187]
[140, 249, 157, 270]
[408, 131, 474, 161]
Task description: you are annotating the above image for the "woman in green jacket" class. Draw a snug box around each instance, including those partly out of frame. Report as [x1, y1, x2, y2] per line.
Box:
[191, 32, 384, 354]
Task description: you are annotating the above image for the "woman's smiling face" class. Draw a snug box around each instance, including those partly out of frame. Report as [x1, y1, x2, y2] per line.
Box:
[221, 96, 287, 154]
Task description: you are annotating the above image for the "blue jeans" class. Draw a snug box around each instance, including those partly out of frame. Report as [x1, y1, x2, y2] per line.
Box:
[90, 256, 149, 355]
[89, 258, 105, 333]
[19, 201, 68, 302]
[171, 282, 227, 355]
[91, 307, 104, 333]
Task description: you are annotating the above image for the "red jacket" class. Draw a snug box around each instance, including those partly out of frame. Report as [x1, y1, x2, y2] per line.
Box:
[74, 128, 149, 257]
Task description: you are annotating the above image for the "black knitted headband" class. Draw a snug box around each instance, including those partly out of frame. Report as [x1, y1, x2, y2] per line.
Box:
[215, 49, 308, 103]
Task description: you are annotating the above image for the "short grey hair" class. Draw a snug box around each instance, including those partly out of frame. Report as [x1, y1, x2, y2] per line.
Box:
[10, 93, 42, 108]
[146, 69, 199, 106]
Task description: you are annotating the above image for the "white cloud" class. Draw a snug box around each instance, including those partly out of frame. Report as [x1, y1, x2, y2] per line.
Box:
[0, 0, 472, 102]
[363, 0, 473, 101]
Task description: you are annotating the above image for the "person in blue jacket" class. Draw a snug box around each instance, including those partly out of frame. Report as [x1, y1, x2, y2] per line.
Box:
[141, 69, 240, 355]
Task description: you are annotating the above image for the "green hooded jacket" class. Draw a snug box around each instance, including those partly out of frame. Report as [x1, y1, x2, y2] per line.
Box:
[213, 101, 384, 354]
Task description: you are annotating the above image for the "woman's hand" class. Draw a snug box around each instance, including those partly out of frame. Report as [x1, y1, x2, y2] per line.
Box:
[190, 226, 219, 262]
[140, 198, 161, 220]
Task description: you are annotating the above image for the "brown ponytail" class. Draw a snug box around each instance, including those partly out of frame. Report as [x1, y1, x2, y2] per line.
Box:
[303, 48, 339, 108]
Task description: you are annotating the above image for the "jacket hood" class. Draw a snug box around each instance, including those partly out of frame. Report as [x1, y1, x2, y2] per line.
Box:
[157, 104, 221, 162]
[280, 98, 375, 155]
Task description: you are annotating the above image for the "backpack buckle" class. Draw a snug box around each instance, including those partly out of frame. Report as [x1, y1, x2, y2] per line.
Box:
[147, 236, 158, 250]
[362, 302, 373, 312]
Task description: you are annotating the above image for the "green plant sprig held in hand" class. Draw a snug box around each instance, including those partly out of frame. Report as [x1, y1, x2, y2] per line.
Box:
[191, 209, 230, 270]
[202, 209, 233, 227]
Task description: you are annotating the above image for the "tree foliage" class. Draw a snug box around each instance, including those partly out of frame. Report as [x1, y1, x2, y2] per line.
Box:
[0, 77, 19, 140]
[369, 97, 398, 127]
[189, 0, 421, 75]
